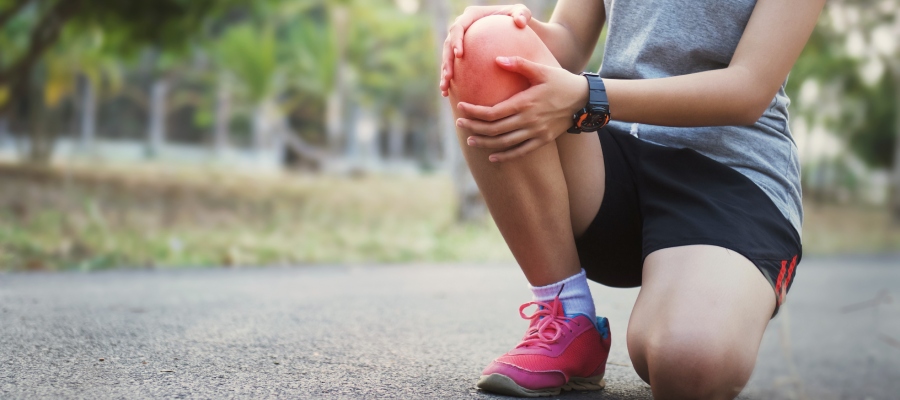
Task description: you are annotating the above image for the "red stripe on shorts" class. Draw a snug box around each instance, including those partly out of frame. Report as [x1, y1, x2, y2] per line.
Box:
[784, 255, 798, 291]
[774, 259, 787, 296]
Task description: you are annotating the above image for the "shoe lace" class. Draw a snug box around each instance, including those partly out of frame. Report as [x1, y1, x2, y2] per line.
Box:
[516, 298, 581, 351]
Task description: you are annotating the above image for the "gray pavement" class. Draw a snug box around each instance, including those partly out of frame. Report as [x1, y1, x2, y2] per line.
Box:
[1, 257, 899, 399]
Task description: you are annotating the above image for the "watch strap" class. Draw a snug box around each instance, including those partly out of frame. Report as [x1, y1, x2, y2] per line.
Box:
[584, 72, 608, 109]
[567, 72, 610, 133]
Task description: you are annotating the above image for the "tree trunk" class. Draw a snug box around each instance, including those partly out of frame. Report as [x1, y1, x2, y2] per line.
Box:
[213, 77, 231, 155]
[388, 109, 405, 161]
[356, 106, 381, 166]
[344, 103, 359, 160]
[890, 64, 900, 223]
[146, 78, 168, 158]
[326, 5, 349, 154]
[252, 100, 273, 155]
[0, 116, 8, 138]
[27, 84, 54, 164]
[252, 99, 287, 167]
[325, 90, 343, 154]
[428, 0, 486, 222]
[0, 115, 9, 157]
[272, 118, 286, 166]
[280, 126, 327, 166]
[79, 74, 96, 153]
[20, 65, 57, 165]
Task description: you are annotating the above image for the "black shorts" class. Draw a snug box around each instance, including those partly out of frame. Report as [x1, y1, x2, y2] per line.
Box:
[575, 128, 802, 315]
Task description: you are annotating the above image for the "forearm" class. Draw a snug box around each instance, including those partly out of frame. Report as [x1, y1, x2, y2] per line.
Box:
[604, 66, 770, 127]
[528, 20, 593, 73]
[604, 0, 824, 128]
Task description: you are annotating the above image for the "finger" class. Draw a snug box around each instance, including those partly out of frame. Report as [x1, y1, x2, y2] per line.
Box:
[495, 56, 547, 84]
[440, 67, 450, 92]
[457, 95, 524, 122]
[490, 4, 530, 26]
[511, 4, 532, 28]
[448, 23, 465, 59]
[456, 114, 524, 137]
[450, 6, 488, 57]
[444, 56, 454, 83]
[466, 129, 531, 149]
[490, 138, 545, 162]
[440, 41, 452, 90]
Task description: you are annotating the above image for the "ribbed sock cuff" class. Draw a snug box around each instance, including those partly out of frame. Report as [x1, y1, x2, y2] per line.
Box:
[529, 269, 596, 318]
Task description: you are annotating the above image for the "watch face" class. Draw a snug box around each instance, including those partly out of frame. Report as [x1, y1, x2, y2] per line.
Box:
[580, 106, 610, 131]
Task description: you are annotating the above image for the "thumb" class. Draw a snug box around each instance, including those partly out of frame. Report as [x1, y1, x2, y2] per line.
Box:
[495, 56, 547, 83]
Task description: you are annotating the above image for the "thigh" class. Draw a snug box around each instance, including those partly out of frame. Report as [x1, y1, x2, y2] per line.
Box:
[627, 245, 775, 384]
[556, 130, 604, 237]
[570, 130, 644, 287]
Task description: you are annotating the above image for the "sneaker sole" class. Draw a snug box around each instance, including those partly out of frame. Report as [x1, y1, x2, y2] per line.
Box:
[476, 373, 606, 398]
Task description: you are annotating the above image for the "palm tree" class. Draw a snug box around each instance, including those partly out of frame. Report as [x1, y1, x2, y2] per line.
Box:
[214, 23, 281, 158]
[287, 9, 339, 149]
[213, 13, 334, 167]
[27, 26, 122, 162]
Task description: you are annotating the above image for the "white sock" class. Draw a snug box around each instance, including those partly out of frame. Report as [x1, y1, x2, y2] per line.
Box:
[529, 269, 596, 318]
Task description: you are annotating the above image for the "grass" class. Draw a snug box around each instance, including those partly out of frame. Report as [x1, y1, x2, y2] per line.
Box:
[0, 163, 512, 271]
[1, 162, 897, 272]
[801, 200, 900, 256]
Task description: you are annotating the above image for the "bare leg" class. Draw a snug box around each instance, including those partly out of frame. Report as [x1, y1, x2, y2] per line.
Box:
[555, 125, 605, 238]
[451, 17, 772, 400]
[627, 245, 775, 399]
[448, 16, 604, 286]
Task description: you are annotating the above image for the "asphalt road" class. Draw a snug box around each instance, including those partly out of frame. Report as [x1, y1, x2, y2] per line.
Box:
[1, 256, 899, 399]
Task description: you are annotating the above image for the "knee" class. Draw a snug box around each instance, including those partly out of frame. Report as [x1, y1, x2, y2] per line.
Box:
[450, 15, 556, 106]
[629, 326, 754, 400]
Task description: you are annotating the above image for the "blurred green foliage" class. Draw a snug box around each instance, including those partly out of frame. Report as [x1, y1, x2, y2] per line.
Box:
[0, 0, 439, 159]
[0, 0, 243, 85]
[0, 0, 898, 270]
[787, 3, 898, 170]
[1, 0, 895, 171]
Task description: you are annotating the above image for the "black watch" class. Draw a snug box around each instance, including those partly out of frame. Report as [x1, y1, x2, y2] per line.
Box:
[567, 72, 610, 134]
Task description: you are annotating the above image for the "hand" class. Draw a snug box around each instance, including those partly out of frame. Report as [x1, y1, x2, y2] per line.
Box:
[456, 56, 588, 163]
[440, 4, 532, 97]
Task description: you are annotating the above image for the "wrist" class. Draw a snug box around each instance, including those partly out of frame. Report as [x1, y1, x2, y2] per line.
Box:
[567, 72, 610, 134]
[568, 72, 590, 114]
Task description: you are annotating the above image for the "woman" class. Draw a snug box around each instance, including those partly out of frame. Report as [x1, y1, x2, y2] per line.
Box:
[439, 0, 823, 398]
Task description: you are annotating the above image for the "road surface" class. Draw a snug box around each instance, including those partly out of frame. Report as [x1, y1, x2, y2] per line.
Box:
[1, 256, 899, 399]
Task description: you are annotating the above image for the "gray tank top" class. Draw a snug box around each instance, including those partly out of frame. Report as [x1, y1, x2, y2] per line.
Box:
[599, 0, 803, 235]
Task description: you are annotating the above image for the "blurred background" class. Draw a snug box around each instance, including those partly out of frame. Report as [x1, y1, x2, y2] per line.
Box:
[0, 0, 897, 272]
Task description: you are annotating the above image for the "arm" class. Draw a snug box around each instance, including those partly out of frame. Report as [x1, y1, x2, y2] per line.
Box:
[604, 0, 826, 126]
[439, 1, 605, 96]
[457, 0, 826, 161]
[528, 0, 606, 73]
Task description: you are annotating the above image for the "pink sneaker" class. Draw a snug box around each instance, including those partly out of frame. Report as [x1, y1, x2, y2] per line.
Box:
[476, 296, 611, 397]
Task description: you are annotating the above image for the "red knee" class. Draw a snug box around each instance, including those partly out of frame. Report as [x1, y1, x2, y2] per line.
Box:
[450, 15, 557, 107]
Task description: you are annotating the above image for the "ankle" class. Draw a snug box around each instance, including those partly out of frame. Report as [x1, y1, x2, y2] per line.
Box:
[530, 269, 596, 318]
